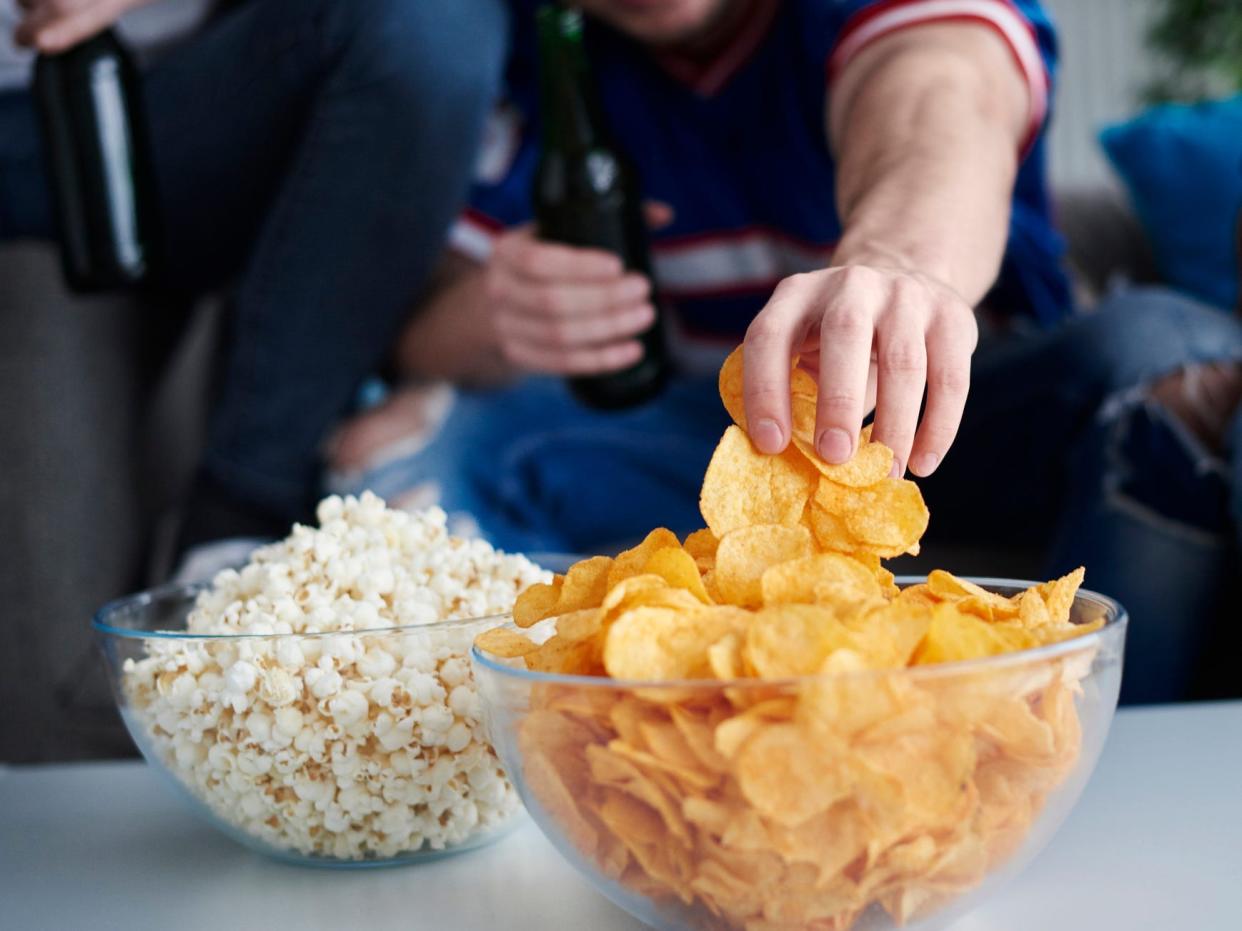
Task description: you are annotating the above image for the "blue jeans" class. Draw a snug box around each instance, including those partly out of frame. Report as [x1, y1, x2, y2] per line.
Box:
[342, 288, 1242, 704]
[0, 0, 507, 528]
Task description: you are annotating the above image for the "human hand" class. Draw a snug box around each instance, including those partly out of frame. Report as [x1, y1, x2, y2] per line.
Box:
[487, 206, 670, 376]
[15, 0, 153, 53]
[742, 264, 977, 477]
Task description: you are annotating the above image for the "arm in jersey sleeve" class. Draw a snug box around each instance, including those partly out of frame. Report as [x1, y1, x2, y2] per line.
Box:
[827, 9, 1037, 302]
[741, 0, 1048, 476]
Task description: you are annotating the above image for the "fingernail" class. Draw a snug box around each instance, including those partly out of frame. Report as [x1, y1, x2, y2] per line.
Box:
[911, 452, 938, 476]
[817, 428, 853, 463]
[623, 276, 649, 299]
[752, 418, 784, 453]
[889, 459, 902, 478]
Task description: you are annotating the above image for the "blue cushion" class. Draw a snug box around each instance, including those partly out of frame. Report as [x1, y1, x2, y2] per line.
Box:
[1100, 95, 1242, 312]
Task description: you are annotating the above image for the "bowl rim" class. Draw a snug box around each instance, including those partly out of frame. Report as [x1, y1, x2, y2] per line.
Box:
[92, 580, 511, 642]
[470, 575, 1128, 689]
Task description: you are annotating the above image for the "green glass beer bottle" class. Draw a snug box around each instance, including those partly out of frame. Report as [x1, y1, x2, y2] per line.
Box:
[33, 28, 160, 292]
[533, 4, 668, 410]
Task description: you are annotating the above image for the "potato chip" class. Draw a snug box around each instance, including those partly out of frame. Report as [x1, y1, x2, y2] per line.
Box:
[524, 632, 600, 675]
[734, 723, 853, 827]
[896, 582, 939, 607]
[913, 605, 1044, 665]
[744, 604, 859, 678]
[607, 528, 683, 589]
[1041, 567, 1085, 624]
[1016, 588, 1052, 628]
[512, 579, 562, 628]
[791, 427, 894, 488]
[603, 605, 750, 681]
[715, 524, 814, 608]
[718, 345, 747, 429]
[840, 601, 932, 667]
[1014, 567, 1086, 627]
[523, 750, 600, 855]
[473, 626, 539, 658]
[644, 546, 714, 604]
[700, 426, 816, 538]
[669, 704, 732, 775]
[815, 478, 929, 558]
[706, 631, 745, 680]
[683, 528, 719, 570]
[804, 504, 856, 554]
[586, 743, 693, 845]
[558, 555, 614, 611]
[761, 552, 882, 608]
[600, 574, 680, 616]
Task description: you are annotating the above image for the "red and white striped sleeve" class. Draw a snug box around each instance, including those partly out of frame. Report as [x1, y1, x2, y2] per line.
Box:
[827, 0, 1051, 155]
[447, 208, 503, 263]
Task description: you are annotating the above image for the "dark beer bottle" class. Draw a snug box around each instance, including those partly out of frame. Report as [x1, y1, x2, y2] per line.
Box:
[33, 29, 159, 292]
[533, 4, 668, 410]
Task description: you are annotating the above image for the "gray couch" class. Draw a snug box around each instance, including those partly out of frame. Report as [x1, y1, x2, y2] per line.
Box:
[0, 243, 218, 762]
[0, 187, 1159, 763]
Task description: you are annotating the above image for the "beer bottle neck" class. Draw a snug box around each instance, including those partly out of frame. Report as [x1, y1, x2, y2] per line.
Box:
[537, 5, 606, 154]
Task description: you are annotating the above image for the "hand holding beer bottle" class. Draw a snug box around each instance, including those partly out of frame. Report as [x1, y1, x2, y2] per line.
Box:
[485, 202, 671, 384]
[529, 2, 669, 409]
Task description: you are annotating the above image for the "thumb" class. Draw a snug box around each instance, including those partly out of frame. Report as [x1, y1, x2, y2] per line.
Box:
[644, 200, 675, 231]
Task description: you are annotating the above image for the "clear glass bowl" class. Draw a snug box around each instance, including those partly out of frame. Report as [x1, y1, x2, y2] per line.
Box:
[472, 577, 1126, 930]
[95, 582, 523, 868]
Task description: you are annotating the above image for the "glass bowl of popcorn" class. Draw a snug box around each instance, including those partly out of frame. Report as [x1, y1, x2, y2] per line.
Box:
[472, 580, 1127, 929]
[94, 493, 550, 867]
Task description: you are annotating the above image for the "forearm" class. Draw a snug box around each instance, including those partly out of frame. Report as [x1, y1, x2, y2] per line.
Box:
[394, 253, 514, 386]
[829, 25, 1028, 305]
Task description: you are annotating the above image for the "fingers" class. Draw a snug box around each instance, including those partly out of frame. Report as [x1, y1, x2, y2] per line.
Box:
[498, 269, 650, 318]
[16, 1, 127, 53]
[13, 7, 53, 47]
[496, 301, 655, 353]
[643, 200, 675, 231]
[812, 269, 876, 462]
[488, 227, 655, 376]
[908, 314, 971, 475]
[501, 338, 644, 376]
[494, 227, 623, 282]
[869, 284, 928, 475]
[743, 276, 817, 453]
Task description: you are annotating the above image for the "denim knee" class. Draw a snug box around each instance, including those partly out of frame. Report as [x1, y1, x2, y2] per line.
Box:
[1067, 287, 1242, 396]
[324, 0, 508, 109]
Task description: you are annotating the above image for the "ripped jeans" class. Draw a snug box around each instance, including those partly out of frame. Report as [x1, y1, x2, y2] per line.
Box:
[340, 287, 1242, 705]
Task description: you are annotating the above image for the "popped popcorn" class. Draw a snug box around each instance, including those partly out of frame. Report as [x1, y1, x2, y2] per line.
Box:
[122, 493, 548, 861]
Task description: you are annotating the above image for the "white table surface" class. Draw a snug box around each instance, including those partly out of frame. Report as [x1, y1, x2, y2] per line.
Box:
[2, 701, 1239, 931]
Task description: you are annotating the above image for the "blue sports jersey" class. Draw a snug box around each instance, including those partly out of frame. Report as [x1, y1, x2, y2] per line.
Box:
[450, 0, 1070, 361]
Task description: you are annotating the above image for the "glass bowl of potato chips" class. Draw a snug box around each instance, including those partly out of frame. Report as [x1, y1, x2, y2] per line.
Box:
[471, 346, 1126, 929]
[473, 574, 1124, 931]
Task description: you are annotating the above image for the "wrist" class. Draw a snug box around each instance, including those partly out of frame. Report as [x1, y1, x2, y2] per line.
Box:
[832, 234, 956, 289]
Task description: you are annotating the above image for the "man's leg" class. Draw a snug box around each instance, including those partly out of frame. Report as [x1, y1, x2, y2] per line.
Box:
[2, 0, 510, 540]
[923, 288, 1242, 703]
[148, 0, 510, 541]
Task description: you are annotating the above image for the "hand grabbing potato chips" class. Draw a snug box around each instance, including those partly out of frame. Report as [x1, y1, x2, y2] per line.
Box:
[477, 346, 1105, 931]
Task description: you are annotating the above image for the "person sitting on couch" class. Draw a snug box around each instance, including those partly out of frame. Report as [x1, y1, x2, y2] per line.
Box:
[0, 0, 509, 552]
[327, 0, 1242, 704]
